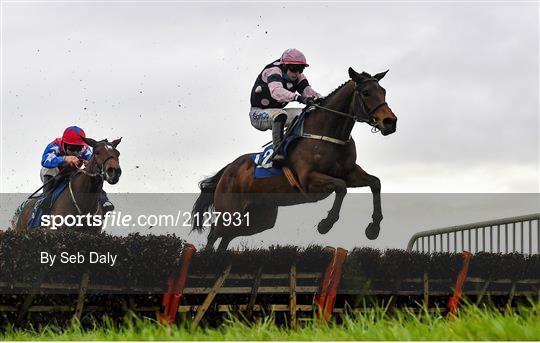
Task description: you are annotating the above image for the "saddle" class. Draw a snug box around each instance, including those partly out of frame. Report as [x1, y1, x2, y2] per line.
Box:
[28, 178, 70, 229]
[269, 106, 314, 155]
[251, 109, 314, 194]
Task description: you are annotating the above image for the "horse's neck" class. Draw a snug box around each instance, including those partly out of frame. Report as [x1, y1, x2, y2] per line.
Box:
[70, 160, 102, 210]
[305, 80, 356, 140]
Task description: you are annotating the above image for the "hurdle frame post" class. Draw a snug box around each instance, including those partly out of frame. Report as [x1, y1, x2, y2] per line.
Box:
[448, 251, 473, 317]
[74, 271, 90, 320]
[289, 263, 297, 329]
[160, 243, 196, 324]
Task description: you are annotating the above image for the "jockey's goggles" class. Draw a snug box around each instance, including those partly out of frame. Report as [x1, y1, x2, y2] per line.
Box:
[64, 143, 83, 156]
[287, 65, 305, 73]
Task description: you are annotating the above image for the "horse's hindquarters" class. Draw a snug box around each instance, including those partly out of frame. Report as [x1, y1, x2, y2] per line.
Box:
[13, 199, 37, 232]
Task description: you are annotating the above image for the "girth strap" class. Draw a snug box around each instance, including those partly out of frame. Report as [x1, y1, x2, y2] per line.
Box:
[300, 133, 350, 145]
[282, 166, 311, 201]
[296, 110, 351, 146]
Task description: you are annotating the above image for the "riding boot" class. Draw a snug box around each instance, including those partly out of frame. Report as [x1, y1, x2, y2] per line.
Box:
[43, 175, 55, 194]
[272, 119, 286, 166]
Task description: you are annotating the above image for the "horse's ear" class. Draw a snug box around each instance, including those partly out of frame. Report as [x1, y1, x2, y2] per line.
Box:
[348, 67, 360, 80]
[81, 136, 98, 148]
[374, 69, 389, 81]
[111, 137, 122, 148]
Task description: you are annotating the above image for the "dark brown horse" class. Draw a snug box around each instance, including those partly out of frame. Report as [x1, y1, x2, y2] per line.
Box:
[14, 137, 122, 233]
[192, 68, 397, 250]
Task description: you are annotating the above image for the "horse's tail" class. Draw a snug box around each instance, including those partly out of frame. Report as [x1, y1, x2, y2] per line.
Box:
[191, 164, 229, 233]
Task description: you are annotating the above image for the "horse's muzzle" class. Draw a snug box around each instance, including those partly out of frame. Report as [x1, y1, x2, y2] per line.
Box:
[381, 117, 397, 136]
[105, 167, 122, 184]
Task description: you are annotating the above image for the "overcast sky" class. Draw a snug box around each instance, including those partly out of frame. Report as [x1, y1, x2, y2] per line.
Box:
[1, 2, 539, 249]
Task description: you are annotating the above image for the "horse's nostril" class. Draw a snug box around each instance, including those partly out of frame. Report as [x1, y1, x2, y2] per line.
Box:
[106, 168, 116, 178]
[383, 118, 396, 128]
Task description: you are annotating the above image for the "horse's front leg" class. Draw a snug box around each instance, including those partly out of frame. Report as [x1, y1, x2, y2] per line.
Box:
[345, 164, 383, 240]
[303, 171, 347, 234]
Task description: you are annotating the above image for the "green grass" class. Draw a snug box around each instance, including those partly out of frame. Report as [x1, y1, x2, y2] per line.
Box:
[2, 303, 539, 341]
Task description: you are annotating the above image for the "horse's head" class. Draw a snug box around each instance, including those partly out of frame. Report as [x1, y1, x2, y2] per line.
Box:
[348, 67, 397, 136]
[81, 137, 122, 184]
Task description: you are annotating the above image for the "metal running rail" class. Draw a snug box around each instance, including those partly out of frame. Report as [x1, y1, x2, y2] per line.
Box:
[406, 213, 540, 255]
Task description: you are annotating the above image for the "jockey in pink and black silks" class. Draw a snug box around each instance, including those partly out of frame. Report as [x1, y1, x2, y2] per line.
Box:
[249, 48, 321, 165]
[40, 126, 114, 212]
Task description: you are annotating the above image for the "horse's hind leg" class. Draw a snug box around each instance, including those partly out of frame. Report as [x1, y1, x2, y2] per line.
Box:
[345, 164, 382, 240]
[216, 205, 278, 251]
[302, 171, 347, 234]
[217, 234, 233, 251]
[205, 224, 219, 250]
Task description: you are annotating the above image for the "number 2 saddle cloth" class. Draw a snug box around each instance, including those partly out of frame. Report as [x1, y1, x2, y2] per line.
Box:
[251, 112, 307, 179]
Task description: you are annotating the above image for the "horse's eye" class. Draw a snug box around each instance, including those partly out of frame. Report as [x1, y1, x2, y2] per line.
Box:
[362, 91, 369, 97]
[95, 151, 100, 156]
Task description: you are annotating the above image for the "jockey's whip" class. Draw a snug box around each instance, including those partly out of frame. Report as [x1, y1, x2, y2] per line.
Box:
[27, 178, 54, 199]
[27, 168, 74, 199]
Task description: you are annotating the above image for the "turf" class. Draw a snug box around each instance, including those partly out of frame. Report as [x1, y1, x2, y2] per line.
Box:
[2, 303, 539, 341]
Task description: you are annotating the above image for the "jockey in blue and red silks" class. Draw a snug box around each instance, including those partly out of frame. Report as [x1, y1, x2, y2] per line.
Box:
[249, 48, 322, 165]
[40, 126, 114, 213]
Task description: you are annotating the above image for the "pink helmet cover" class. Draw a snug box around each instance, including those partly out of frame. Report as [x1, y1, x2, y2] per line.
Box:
[280, 48, 309, 66]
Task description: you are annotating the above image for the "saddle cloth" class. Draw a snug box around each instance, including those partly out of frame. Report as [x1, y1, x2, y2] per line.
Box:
[251, 112, 307, 179]
[26, 179, 69, 229]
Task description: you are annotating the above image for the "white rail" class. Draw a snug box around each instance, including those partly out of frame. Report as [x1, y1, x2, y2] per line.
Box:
[406, 213, 540, 255]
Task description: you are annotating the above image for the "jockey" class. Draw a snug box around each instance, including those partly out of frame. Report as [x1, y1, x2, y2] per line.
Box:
[40, 126, 114, 213]
[249, 48, 322, 164]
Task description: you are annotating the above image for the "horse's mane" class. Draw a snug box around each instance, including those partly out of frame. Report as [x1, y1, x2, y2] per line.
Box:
[319, 71, 374, 106]
[320, 79, 354, 106]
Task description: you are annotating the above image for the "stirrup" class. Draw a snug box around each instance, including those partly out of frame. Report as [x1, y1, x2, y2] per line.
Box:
[273, 154, 285, 167]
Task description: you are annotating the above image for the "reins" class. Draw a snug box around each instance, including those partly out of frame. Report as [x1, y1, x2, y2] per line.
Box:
[312, 103, 381, 133]
[312, 104, 357, 120]
[79, 155, 116, 179]
[68, 175, 100, 215]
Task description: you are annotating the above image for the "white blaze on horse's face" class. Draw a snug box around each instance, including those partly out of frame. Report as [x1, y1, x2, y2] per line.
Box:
[98, 143, 121, 185]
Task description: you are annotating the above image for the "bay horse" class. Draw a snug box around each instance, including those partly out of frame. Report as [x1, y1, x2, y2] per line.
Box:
[13, 137, 122, 233]
[192, 68, 397, 250]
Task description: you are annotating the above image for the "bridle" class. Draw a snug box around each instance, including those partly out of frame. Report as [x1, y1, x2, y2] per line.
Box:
[79, 155, 117, 179]
[313, 78, 388, 133]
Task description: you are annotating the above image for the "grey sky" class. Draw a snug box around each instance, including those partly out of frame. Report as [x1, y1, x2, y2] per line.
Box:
[1, 2, 539, 249]
[2, 1, 538, 193]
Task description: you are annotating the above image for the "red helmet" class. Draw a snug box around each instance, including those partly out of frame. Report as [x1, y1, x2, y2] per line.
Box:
[280, 48, 309, 66]
[62, 126, 87, 145]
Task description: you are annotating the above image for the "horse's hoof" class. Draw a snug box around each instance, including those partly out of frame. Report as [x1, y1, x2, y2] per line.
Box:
[317, 219, 332, 234]
[365, 222, 380, 240]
